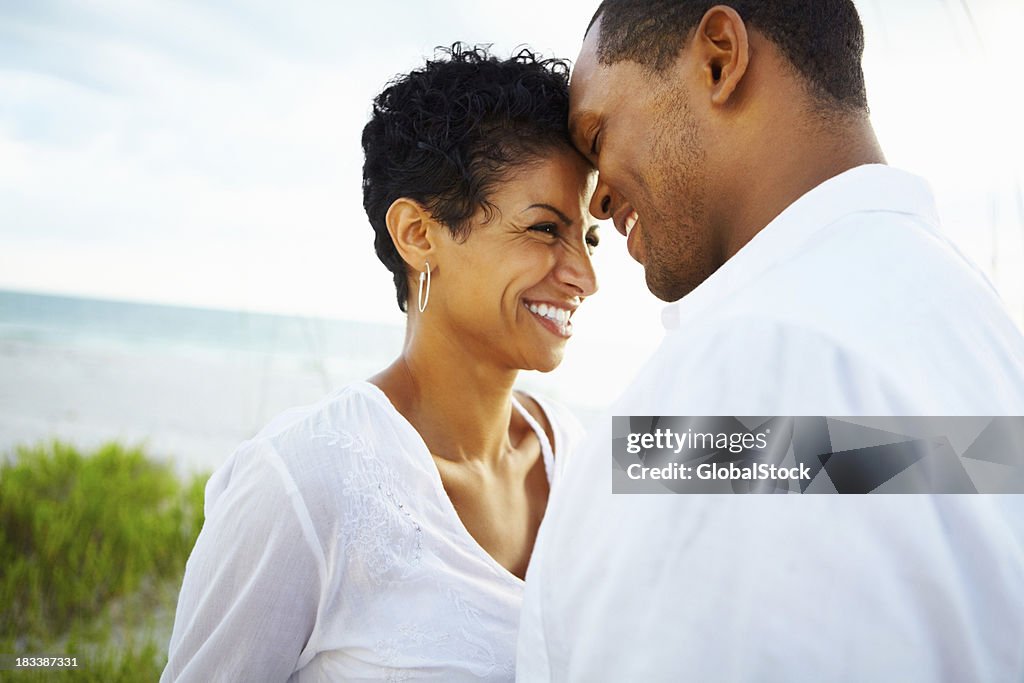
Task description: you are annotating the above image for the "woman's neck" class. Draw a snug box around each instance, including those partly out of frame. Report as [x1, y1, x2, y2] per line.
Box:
[369, 320, 520, 466]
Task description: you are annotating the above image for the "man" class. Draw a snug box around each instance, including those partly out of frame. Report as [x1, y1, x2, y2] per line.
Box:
[517, 1, 1024, 681]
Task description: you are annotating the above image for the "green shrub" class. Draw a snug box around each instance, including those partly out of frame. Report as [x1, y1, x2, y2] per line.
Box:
[0, 441, 207, 677]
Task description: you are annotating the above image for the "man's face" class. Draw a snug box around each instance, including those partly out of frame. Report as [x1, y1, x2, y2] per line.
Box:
[570, 17, 720, 302]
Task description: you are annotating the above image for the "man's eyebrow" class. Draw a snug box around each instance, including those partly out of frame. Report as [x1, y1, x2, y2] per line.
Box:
[568, 112, 600, 158]
[525, 203, 573, 226]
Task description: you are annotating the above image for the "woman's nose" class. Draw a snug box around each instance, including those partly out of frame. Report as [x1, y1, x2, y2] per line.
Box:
[558, 241, 599, 298]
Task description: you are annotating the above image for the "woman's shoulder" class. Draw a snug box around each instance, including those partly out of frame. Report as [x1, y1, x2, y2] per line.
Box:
[216, 382, 415, 499]
[254, 381, 395, 445]
[208, 381, 427, 540]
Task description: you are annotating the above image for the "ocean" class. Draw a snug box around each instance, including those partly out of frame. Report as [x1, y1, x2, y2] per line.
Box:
[0, 289, 406, 472]
[0, 289, 405, 368]
[0, 289, 607, 472]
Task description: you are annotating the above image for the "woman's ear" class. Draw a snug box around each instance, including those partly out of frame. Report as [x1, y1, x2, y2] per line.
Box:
[385, 197, 436, 270]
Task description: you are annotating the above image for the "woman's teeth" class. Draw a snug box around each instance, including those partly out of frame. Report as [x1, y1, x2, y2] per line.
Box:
[527, 302, 570, 323]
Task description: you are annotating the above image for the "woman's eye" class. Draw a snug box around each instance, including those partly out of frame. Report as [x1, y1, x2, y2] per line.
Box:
[530, 223, 558, 236]
[586, 234, 600, 249]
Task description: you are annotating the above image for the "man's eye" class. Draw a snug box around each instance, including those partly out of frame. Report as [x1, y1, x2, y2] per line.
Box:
[590, 130, 601, 157]
[530, 223, 558, 236]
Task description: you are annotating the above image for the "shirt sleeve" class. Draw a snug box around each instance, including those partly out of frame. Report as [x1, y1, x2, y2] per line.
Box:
[161, 439, 326, 682]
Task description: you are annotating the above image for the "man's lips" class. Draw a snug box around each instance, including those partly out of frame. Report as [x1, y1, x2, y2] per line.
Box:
[612, 205, 639, 237]
[625, 216, 643, 263]
[624, 211, 638, 236]
[611, 204, 644, 262]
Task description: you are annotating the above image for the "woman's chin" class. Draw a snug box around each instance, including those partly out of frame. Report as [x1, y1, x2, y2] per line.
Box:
[521, 347, 566, 374]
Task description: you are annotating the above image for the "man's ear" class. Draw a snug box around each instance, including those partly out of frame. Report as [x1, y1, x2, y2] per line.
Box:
[385, 197, 438, 275]
[696, 5, 750, 107]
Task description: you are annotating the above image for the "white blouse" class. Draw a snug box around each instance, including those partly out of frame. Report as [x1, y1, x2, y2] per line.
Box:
[162, 380, 581, 682]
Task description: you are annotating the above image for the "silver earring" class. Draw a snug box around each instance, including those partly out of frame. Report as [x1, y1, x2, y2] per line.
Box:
[417, 260, 431, 313]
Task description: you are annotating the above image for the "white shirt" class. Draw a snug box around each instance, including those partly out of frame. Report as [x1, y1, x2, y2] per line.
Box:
[517, 165, 1024, 682]
[162, 380, 581, 682]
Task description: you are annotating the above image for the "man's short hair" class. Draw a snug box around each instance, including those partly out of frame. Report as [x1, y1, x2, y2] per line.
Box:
[587, 0, 868, 114]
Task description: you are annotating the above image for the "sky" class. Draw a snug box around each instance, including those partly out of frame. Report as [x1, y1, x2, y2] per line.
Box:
[1, 0, 1023, 378]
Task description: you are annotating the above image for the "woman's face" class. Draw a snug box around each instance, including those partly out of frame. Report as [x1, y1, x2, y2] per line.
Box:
[429, 147, 599, 373]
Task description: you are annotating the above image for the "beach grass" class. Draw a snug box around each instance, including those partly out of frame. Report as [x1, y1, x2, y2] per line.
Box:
[1, 441, 207, 680]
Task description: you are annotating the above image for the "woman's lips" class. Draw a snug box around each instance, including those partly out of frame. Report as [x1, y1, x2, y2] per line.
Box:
[523, 300, 575, 338]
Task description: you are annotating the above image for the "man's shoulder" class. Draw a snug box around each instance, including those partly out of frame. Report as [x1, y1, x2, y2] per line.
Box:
[753, 211, 986, 305]
[716, 210, 1017, 354]
[642, 303, 1024, 415]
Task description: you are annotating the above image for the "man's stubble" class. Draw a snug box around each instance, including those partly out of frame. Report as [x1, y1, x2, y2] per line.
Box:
[639, 92, 718, 302]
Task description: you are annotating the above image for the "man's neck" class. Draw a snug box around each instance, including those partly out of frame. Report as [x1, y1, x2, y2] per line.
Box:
[718, 117, 886, 261]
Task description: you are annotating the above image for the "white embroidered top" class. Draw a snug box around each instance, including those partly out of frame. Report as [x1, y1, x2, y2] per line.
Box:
[162, 380, 581, 682]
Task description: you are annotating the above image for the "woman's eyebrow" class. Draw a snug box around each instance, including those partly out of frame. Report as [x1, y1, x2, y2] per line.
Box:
[525, 203, 573, 226]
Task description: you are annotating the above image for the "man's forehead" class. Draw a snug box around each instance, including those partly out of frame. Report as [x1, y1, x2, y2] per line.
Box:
[571, 16, 602, 92]
[568, 19, 604, 123]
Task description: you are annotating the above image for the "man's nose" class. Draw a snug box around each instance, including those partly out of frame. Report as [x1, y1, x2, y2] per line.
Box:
[589, 175, 614, 220]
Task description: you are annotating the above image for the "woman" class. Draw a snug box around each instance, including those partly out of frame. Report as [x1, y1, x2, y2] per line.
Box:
[162, 44, 599, 681]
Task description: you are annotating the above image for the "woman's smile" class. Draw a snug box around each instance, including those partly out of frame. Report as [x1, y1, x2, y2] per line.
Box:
[522, 299, 578, 338]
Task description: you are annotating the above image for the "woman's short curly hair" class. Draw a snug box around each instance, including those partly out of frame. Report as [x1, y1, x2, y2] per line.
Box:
[361, 43, 574, 312]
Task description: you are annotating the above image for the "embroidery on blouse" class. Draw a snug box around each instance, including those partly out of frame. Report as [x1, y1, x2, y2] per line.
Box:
[314, 418, 422, 583]
[445, 587, 514, 678]
[307, 408, 518, 679]
[374, 623, 453, 681]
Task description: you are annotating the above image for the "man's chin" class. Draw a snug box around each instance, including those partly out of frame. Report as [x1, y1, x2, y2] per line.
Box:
[649, 289, 687, 304]
[645, 266, 695, 303]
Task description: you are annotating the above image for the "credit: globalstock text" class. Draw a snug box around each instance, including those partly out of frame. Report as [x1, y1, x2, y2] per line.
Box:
[625, 461, 812, 482]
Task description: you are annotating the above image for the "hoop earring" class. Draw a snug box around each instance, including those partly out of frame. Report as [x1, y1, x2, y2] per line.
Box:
[417, 260, 431, 313]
